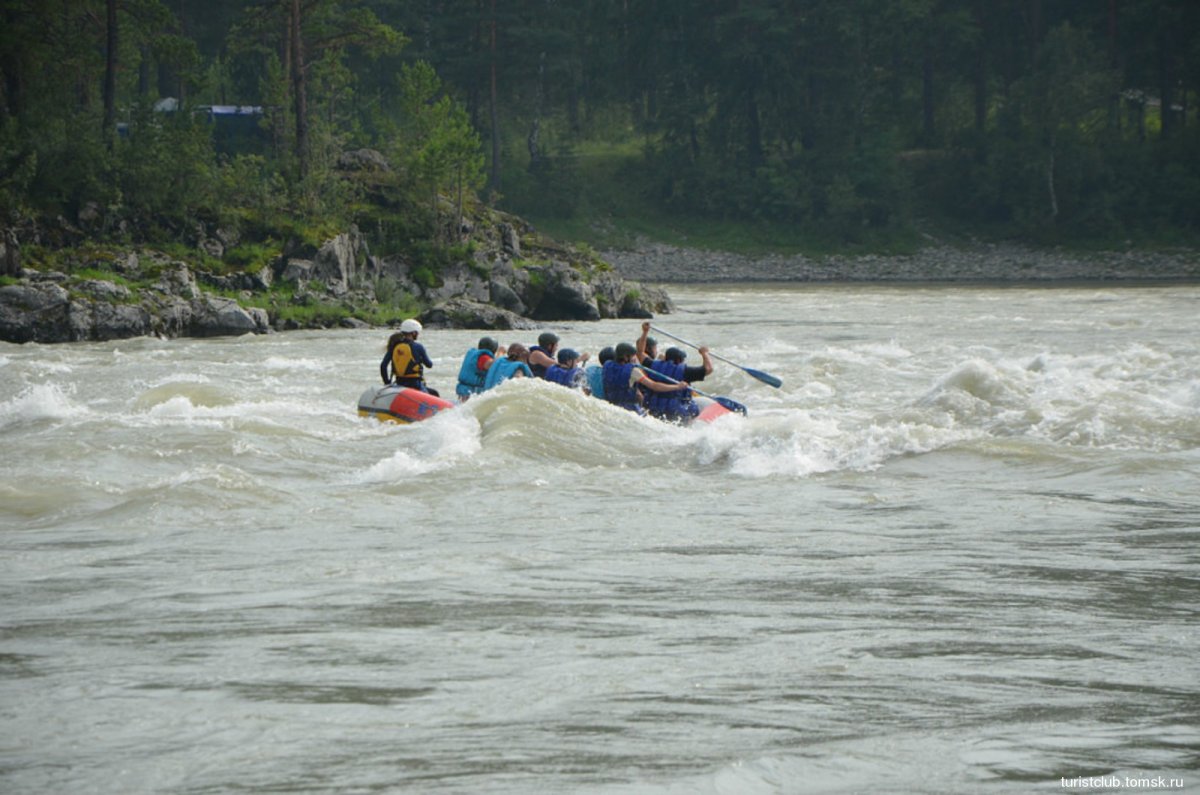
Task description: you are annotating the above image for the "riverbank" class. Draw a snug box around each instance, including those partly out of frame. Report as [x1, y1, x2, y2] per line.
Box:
[0, 206, 671, 345]
[602, 241, 1200, 284]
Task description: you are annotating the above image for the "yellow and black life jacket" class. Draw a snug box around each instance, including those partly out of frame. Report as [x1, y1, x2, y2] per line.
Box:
[390, 341, 423, 382]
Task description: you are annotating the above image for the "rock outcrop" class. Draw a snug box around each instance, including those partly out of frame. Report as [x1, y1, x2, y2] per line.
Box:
[265, 215, 672, 331]
[0, 206, 669, 343]
[0, 259, 269, 344]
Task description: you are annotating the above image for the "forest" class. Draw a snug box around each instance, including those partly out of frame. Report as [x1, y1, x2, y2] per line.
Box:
[1, 0, 1198, 261]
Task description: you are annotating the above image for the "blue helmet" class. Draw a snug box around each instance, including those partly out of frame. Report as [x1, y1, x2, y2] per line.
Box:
[557, 348, 579, 365]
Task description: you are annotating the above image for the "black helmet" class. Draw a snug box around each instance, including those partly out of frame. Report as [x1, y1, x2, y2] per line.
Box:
[664, 347, 686, 363]
[557, 348, 579, 365]
[598, 346, 615, 364]
[477, 336, 499, 353]
[537, 332, 560, 349]
[615, 342, 637, 361]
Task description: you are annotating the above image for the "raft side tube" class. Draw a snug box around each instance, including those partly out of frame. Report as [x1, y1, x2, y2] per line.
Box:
[357, 385, 456, 424]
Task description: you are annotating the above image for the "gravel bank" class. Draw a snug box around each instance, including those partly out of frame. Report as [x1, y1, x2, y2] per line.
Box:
[603, 242, 1200, 284]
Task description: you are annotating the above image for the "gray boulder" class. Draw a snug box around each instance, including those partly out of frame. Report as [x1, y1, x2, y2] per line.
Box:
[488, 278, 526, 315]
[0, 283, 71, 343]
[423, 262, 490, 303]
[2, 229, 20, 277]
[309, 228, 367, 295]
[78, 299, 152, 340]
[499, 223, 521, 257]
[154, 263, 200, 299]
[421, 298, 537, 330]
[281, 259, 314, 284]
[525, 261, 601, 321]
[189, 295, 266, 337]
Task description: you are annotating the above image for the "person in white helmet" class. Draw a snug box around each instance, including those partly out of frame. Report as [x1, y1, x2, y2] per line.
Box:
[380, 319, 438, 395]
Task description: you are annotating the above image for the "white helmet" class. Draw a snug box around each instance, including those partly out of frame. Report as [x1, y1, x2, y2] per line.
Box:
[400, 319, 422, 334]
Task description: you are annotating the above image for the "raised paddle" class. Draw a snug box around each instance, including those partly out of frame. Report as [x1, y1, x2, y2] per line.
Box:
[650, 325, 783, 389]
[636, 366, 748, 416]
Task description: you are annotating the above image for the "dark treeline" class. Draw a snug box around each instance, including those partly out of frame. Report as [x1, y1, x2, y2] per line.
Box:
[1, 0, 1198, 253]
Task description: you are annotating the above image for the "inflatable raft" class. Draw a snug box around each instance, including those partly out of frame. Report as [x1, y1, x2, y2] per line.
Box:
[357, 385, 456, 424]
[357, 384, 739, 425]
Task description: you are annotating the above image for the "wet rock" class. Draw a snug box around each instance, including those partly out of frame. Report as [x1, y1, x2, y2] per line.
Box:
[421, 298, 537, 330]
[189, 295, 263, 337]
[0, 283, 71, 343]
[524, 261, 600, 321]
[488, 278, 526, 315]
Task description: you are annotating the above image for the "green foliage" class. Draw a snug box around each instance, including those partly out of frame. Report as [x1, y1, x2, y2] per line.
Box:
[410, 265, 440, 290]
[373, 277, 420, 316]
[113, 104, 218, 227]
[391, 61, 486, 232]
[224, 242, 280, 274]
[2, 0, 1197, 270]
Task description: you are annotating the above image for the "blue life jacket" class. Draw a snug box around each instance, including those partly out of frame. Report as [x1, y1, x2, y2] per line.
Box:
[483, 357, 533, 391]
[602, 361, 642, 411]
[585, 365, 605, 400]
[528, 345, 552, 378]
[646, 359, 697, 420]
[546, 364, 583, 388]
[456, 348, 491, 398]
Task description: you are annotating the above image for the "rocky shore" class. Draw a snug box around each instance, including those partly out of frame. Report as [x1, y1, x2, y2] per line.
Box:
[603, 241, 1200, 284]
[0, 212, 672, 345]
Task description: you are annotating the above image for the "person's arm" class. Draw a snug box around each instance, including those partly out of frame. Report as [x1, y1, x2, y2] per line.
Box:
[413, 342, 434, 368]
[698, 346, 714, 375]
[529, 349, 556, 371]
[380, 352, 391, 385]
[635, 321, 651, 361]
[636, 372, 688, 393]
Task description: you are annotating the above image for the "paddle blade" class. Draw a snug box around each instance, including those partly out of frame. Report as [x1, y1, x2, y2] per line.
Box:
[741, 366, 783, 389]
[715, 396, 748, 415]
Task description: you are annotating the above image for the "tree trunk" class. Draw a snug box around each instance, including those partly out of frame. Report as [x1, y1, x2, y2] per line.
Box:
[746, 89, 763, 167]
[488, 0, 501, 193]
[1046, 136, 1058, 222]
[103, 0, 118, 146]
[973, 2, 988, 134]
[528, 50, 544, 171]
[0, 6, 22, 117]
[290, 0, 309, 179]
[1108, 0, 1119, 132]
[922, 50, 936, 145]
[1158, 28, 1174, 139]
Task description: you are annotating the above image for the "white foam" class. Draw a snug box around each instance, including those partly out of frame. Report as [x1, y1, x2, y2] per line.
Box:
[350, 409, 483, 483]
[262, 356, 325, 372]
[0, 383, 84, 428]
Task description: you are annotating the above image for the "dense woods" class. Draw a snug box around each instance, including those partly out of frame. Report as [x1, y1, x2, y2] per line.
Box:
[1, 0, 1198, 259]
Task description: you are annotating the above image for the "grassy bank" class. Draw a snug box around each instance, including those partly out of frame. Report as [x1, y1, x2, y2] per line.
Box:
[498, 141, 921, 256]
[498, 141, 1199, 259]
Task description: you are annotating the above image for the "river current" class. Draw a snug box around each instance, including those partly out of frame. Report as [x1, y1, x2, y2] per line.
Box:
[2, 283, 1198, 794]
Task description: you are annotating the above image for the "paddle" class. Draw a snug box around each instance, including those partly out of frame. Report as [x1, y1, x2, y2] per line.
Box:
[650, 325, 783, 389]
[637, 366, 748, 416]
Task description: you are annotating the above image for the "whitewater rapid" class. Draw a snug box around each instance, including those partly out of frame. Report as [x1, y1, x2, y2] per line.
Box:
[2, 283, 1198, 794]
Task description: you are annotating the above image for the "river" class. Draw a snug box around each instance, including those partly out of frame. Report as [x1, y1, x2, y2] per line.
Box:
[2, 283, 1198, 794]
